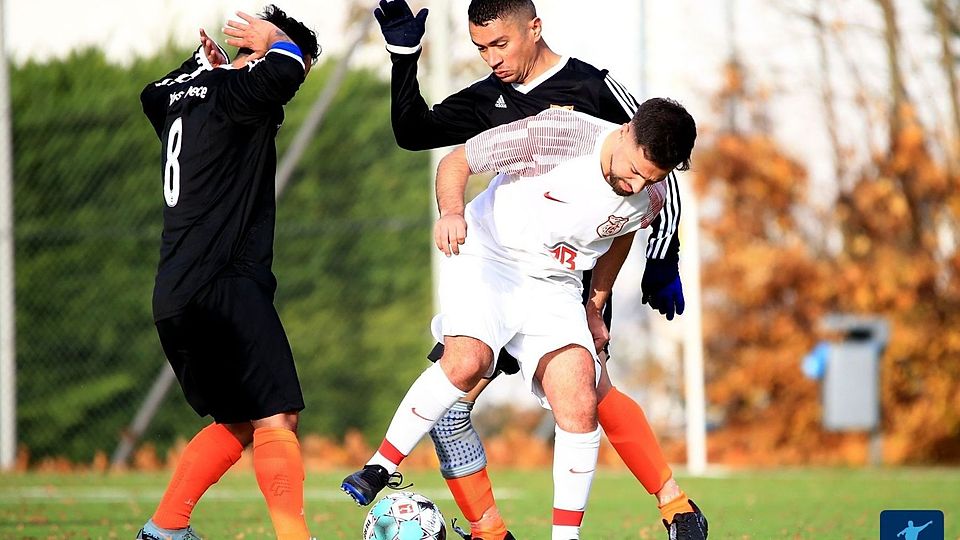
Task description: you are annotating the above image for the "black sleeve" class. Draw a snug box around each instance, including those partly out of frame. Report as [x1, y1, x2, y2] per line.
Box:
[597, 71, 682, 262]
[645, 172, 681, 261]
[596, 70, 639, 124]
[140, 47, 210, 137]
[390, 51, 488, 150]
[220, 45, 306, 124]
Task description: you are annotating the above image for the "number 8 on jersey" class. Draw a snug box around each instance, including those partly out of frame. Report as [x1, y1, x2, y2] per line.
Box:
[164, 117, 183, 207]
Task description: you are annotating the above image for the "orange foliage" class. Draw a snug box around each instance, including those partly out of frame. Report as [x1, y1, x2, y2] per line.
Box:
[27, 430, 632, 473]
[693, 95, 960, 465]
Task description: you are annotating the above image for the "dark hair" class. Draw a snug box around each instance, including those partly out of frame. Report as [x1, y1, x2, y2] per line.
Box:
[468, 0, 537, 26]
[238, 4, 320, 62]
[630, 98, 697, 172]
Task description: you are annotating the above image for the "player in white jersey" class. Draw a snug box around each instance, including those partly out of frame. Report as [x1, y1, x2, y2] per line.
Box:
[342, 98, 697, 540]
[435, 107, 673, 405]
[457, 110, 665, 283]
[363, 3, 704, 538]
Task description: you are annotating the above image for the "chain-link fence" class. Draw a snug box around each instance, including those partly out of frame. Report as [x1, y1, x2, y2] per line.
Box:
[6, 44, 445, 467]
[3, 3, 698, 470]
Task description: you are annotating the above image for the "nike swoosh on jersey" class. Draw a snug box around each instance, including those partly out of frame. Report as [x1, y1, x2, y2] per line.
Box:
[411, 407, 437, 422]
[569, 467, 596, 474]
[543, 191, 569, 203]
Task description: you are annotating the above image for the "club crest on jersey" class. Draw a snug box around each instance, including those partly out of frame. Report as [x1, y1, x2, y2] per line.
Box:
[550, 104, 575, 111]
[597, 215, 630, 237]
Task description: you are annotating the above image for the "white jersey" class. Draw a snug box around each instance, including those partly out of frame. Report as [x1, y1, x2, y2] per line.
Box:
[462, 108, 666, 288]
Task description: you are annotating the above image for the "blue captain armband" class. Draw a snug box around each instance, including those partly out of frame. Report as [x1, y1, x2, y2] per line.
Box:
[268, 41, 304, 69]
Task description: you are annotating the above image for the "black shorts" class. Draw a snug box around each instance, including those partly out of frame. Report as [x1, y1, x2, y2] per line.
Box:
[156, 276, 304, 424]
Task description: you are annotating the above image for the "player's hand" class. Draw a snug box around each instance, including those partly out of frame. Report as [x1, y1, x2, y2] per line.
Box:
[223, 11, 281, 59]
[434, 213, 467, 256]
[200, 28, 228, 67]
[585, 305, 610, 354]
[373, 0, 428, 51]
[641, 258, 685, 320]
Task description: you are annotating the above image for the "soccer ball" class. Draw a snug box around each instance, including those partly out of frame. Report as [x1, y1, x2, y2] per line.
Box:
[362, 491, 447, 540]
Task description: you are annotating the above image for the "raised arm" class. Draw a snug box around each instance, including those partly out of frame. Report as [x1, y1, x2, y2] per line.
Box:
[374, 0, 488, 149]
[200, 28, 230, 67]
[140, 43, 224, 136]
[219, 12, 310, 120]
[390, 53, 489, 150]
[223, 11, 293, 60]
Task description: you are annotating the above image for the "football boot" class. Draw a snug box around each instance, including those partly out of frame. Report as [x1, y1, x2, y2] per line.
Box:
[663, 499, 708, 540]
[341, 464, 407, 506]
[136, 520, 201, 540]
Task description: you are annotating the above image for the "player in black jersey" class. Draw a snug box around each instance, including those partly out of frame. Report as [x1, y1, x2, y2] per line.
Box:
[137, 6, 319, 540]
[342, 2, 707, 540]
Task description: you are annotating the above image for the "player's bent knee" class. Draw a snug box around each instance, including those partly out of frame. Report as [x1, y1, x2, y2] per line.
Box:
[440, 336, 495, 390]
[428, 400, 488, 478]
[553, 408, 599, 434]
[222, 421, 255, 447]
[251, 411, 300, 433]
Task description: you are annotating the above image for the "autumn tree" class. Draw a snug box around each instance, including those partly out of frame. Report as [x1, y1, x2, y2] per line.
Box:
[694, 0, 960, 465]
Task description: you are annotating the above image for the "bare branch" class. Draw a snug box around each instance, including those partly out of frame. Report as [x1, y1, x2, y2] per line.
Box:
[934, 0, 960, 169]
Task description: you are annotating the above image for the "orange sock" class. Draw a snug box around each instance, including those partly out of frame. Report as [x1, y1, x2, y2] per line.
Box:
[659, 491, 694, 523]
[152, 423, 243, 529]
[471, 507, 508, 540]
[253, 428, 309, 540]
[445, 468, 508, 539]
[597, 387, 672, 494]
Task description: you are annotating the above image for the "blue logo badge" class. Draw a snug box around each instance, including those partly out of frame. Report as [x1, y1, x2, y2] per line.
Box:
[880, 510, 943, 540]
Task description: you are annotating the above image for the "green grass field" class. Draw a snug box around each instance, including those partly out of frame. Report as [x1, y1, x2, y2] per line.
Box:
[1, 467, 958, 539]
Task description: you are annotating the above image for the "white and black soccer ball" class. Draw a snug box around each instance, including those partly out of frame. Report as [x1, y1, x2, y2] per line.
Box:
[362, 491, 447, 540]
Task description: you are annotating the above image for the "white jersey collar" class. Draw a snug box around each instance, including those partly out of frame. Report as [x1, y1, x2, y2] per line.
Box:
[511, 56, 570, 94]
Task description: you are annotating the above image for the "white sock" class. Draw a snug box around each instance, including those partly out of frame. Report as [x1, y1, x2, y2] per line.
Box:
[551, 425, 601, 540]
[552, 525, 580, 540]
[367, 362, 466, 473]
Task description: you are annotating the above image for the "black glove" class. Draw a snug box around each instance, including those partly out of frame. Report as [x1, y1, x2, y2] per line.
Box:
[641, 258, 685, 321]
[374, 0, 428, 52]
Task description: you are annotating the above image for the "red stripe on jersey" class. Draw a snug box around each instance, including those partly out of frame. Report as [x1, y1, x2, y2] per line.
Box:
[465, 109, 607, 178]
[640, 182, 668, 228]
[553, 508, 585, 526]
[377, 439, 407, 465]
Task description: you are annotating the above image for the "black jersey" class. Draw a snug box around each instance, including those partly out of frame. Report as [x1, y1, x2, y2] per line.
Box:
[389, 51, 679, 261]
[141, 45, 307, 321]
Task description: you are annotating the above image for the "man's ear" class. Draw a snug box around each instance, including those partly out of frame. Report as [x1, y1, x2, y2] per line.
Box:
[530, 16, 542, 40]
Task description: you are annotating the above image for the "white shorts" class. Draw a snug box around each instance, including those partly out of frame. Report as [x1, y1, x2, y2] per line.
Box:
[430, 253, 600, 408]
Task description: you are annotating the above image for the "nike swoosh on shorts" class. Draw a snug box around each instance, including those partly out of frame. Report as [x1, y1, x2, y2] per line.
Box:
[411, 407, 437, 422]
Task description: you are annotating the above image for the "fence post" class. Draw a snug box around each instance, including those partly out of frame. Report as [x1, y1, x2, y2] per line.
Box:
[0, 0, 19, 472]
